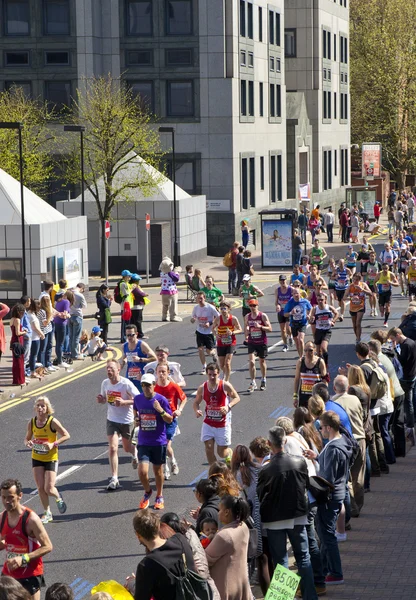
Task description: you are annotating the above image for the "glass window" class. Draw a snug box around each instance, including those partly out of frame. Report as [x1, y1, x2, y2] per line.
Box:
[276, 84, 281, 117]
[276, 58, 281, 72]
[240, 0, 246, 37]
[270, 155, 276, 202]
[129, 81, 154, 111]
[249, 157, 255, 207]
[241, 79, 247, 116]
[0, 258, 22, 291]
[248, 81, 254, 116]
[269, 56, 275, 71]
[259, 82, 264, 117]
[166, 48, 192, 65]
[167, 159, 195, 193]
[269, 84, 275, 117]
[258, 7, 262, 41]
[247, 3, 253, 39]
[5, 0, 29, 35]
[241, 157, 248, 210]
[45, 51, 70, 65]
[166, 0, 192, 35]
[334, 91, 337, 119]
[334, 34, 336, 60]
[275, 13, 280, 46]
[45, 81, 71, 111]
[269, 10, 274, 44]
[44, 0, 70, 35]
[248, 52, 254, 67]
[127, 0, 152, 36]
[167, 80, 194, 116]
[284, 29, 296, 58]
[5, 51, 29, 66]
[240, 50, 246, 66]
[260, 156, 264, 189]
[5, 81, 31, 96]
[127, 50, 152, 65]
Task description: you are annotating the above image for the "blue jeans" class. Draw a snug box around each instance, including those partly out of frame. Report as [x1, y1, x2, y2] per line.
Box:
[228, 268, 237, 293]
[364, 446, 371, 489]
[23, 335, 31, 366]
[38, 330, 53, 367]
[378, 412, 396, 464]
[316, 500, 343, 579]
[54, 322, 67, 363]
[69, 315, 83, 358]
[400, 378, 415, 427]
[267, 525, 318, 600]
[306, 506, 325, 586]
[29, 339, 40, 372]
[293, 249, 302, 266]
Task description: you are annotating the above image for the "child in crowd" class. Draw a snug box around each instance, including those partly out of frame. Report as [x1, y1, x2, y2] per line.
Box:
[199, 517, 218, 548]
[192, 268, 204, 291]
[79, 329, 89, 355]
[86, 326, 107, 361]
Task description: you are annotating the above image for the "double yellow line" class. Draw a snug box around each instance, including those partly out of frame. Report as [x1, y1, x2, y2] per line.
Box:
[0, 348, 122, 414]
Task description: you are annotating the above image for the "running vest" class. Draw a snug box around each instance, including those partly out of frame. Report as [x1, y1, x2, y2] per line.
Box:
[349, 284, 366, 312]
[31, 415, 58, 462]
[277, 286, 293, 314]
[247, 312, 268, 345]
[365, 262, 379, 284]
[315, 305, 333, 330]
[299, 357, 323, 406]
[408, 266, 416, 285]
[377, 271, 393, 294]
[346, 252, 357, 267]
[290, 273, 304, 285]
[1, 507, 43, 579]
[335, 268, 349, 290]
[216, 315, 236, 347]
[380, 250, 395, 266]
[203, 380, 230, 428]
[399, 252, 410, 271]
[300, 264, 310, 275]
[241, 284, 256, 309]
[124, 340, 147, 382]
[311, 247, 324, 266]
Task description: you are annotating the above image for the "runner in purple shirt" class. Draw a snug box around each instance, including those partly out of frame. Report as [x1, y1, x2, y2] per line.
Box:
[133, 373, 173, 511]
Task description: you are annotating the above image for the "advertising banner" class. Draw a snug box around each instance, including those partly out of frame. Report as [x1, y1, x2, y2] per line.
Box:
[64, 248, 81, 288]
[362, 144, 382, 179]
[262, 220, 293, 267]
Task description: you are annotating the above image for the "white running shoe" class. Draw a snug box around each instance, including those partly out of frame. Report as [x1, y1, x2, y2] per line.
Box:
[164, 463, 171, 480]
[247, 382, 258, 393]
[107, 476, 120, 491]
[171, 460, 179, 476]
[374, 309, 378, 316]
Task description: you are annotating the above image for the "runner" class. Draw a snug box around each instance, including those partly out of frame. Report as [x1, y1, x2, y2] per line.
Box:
[345, 245, 358, 275]
[293, 341, 326, 408]
[362, 250, 381, 317]
[306, 265, 327, 306]
[300, 255, 310, 275]
[291, 279, 308, 298]
[284, 288, 312, 358]
[290, 264, 306, 288]
[397, 245, 412, 296]
[357, 243, 371, 276]
[154, 364, 187, 480]
[133, 373, 173, 510]
[201, 276, 224, 308]
[379, 243, 397, 272]
[244, 299, 272, 392]
[309, 239, 327, 271]
[122, 324, 156, 392]
[406, 256, 416, 300]
[240, 274, 264, 318]
[275, 275, 294, 352]
[334, 258, 352, 321]
[144, 344, 186, 387]
[191, 292, 219, 373]
[24, 397, 70, 524]
[374, 263, 400, 327]
[212, 301, 242, 381]
[327, 257, 337, 304]
[193, 362, 240, 465]
[0, 478, 53, 600]
[310, 291, 338, 366]
[345, 273, 373, 343]
[97, 359, 140, 490]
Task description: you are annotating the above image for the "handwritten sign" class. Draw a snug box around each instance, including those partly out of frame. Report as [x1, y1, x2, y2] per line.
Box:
[265, 564, 301, 600]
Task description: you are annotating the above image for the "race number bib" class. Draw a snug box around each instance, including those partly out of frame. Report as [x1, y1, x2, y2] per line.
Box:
[250, 327, 262, 339]
[107, 391, 122, 405]
[206, 409, 222, 420]
[32, 438, 49, 455]
[128, 366, 141, 379]
[140, 413, 157, 430]
[381, 284, 390, 292]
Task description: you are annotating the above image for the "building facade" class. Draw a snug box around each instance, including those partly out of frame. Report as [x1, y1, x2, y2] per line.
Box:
[0, 0, 349, 256]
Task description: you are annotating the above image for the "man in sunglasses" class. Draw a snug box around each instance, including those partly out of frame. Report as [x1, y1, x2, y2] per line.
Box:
[133, 373, 173, 511]
[122, 324, 156, 393]
[212, 301, 242, 381]
[284, 288, 312, 358]
[310, 291, 338, 367]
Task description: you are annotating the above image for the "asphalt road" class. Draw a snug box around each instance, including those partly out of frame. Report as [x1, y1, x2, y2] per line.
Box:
[1, 235, 409, 597]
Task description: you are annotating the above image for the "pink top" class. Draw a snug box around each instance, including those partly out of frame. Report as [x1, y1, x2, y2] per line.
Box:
[0, 302, 10, 355]
[160, 271, 180, 295]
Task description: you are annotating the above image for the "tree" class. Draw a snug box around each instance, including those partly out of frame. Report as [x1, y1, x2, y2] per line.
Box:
[0, 86, 55, 195]
[63, 75, 164, 275]
[350, 0, 416, 189]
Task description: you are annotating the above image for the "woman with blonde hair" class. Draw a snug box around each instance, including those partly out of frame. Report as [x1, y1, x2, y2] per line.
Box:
[208, 461, 241, 497]
[24, 396, 70, 524]
[38, 294, 55, 372]
[347, 365, 371, 421]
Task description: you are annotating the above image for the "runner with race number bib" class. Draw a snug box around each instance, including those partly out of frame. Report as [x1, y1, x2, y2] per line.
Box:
[345, 273, 373, 343]
[212, 301, 242, 382]
[191, 292, 219, 373]
[407, 256, 416, 300]
[293, 341, 326, 408]
[144, 344, 186, 387]
[122, 324, 156, 392]
[362, 251, 381, 317]
[310, 292, 338, 367]
[275, 275, 294, 352]
[374, 263, 400, 327]
[334, 259, 352, 322]
[244, 299, 272, 392]
[284, 288, 312, 358]
[397, 245, 412, 296]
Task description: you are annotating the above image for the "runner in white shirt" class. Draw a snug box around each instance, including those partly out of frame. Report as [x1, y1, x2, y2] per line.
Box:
[144, 344, 186, 387]
[191, 291, 219, 373]
[96, 359, 140, 490]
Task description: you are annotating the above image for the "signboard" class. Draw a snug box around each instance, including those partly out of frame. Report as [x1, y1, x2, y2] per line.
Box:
[0, 258, 22, 291]
[145, 213, 151, 231]
[298, 182, 311, 202]
[362, 144, 382, 179]
[356, 189, 376, 215]
[104, 220, 111, 239]
[262, 220, 293, 267]
[206, 199, 231, 212]
[64, 248, 81, 288]
[265, 564, 300, 600]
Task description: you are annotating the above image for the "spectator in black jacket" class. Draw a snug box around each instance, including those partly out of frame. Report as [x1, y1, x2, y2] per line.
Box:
[191, 478, 220, 535]
[398, 307, 416, 341]
[95, 284, 112, 345]
[388, 327, 416, 443]
[257, 426, 318, 600]
[133, 509, 196, 600]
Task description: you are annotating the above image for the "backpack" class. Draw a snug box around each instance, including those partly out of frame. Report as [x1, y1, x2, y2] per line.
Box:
[223, 251, 233, 268]
[0, 508, 30, 537]
[113, 279, 124, 304]
[368, 361, 388, 401]
[308, 474, 335, 505]
[382, 346, 404, 380]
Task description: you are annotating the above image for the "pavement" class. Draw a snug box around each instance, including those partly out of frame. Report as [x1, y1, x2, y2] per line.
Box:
[1, 213, 415, 599]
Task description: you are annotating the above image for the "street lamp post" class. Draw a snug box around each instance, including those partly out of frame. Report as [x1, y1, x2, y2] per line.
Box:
[64, 125, 86, 216]
[159, 126, 179, 266]
[0, 122, 27, 295]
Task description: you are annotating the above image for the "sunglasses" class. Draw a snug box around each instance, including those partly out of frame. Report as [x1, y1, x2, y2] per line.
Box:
[126, 333, 135, 337]
[141, 382, 153, 387]
[220, 306, 229, 310]
[305, 348, 314, 352]
[316, 284, 323, 287]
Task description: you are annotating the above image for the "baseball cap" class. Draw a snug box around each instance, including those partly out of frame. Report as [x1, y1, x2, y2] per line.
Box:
[92, 326, 102, 334]
[348, 245, 353, 248]
[131, 273, 142, 281]
[401, 244, 407, 250]
[121, 269, 132, 277]
[411, 256, 416, 261]
[279, 275, 287, 281]
[248, 299, 258, 306]
[141, 373, 156, 385]
[243, 274, 251, 281]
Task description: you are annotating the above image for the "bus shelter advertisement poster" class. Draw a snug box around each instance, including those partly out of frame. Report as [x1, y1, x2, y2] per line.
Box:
[262, 220, 293, 267]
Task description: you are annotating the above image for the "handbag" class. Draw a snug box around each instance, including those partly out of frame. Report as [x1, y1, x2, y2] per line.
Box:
[308, 475, 334, 505]
[122, 301, 132, 322]
[104, 307, 112, 325]
[245, 515, 259, 560]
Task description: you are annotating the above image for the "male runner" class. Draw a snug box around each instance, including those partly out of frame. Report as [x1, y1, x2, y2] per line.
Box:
[134, 373, 173, 510]
[379, 243, 397, 272]
[97, 359, 140, 490]
[154, 363, 187, 480]
[309, 238, 327, 271]
[191, 292, 219, 373]
[0, 478, 52, 600]
[201, 276, 224, 308]
[275, 274, 294, 352]
[240, 274, 264, 318]
[245, 299, 272, 392]
[310, 291, 338, 366]
[122, 324, 156, 392]
[291, 279, 307, 298]
[290, 264, 306, 287]
[397, 245, 412, 296]
[406, 256, 416, 300]
[284, 288, 312, 358]
[345, 273, 373, 343]
[144, 344, 186, 386]
[362, 250, 381, 316]
[212, 301, 242, 381]
[193, 362, 240, 465]
[334, 258, 352, 321]
[374, 263, 399, 327]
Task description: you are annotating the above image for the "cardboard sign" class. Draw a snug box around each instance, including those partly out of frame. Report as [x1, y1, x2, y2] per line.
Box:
[265, 564, 301, 600]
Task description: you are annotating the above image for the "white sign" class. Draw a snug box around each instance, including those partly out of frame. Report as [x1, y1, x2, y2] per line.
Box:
[298, 183, 311, 202]
[64, 248, 81, 288]
[206, 199, 231, 212]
